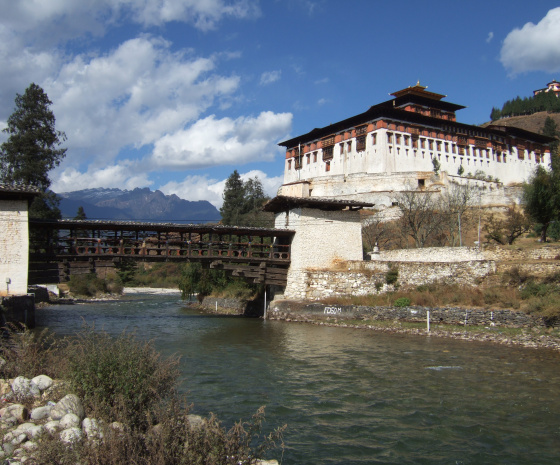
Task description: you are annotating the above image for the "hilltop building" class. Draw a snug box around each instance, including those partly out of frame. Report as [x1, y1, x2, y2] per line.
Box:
[533, 80, 560, 97]
[278, 83, 554, 208]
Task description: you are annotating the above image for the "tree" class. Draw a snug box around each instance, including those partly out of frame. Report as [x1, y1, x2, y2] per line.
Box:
[75, 206, 87, 220]
[483, 205, 531, 245]
[439, 183, 477, 246]
[0, 83, 66, 219]
[220, 170, 245, 226]
[542, 116, 559, 153]
[220, 171, 271, 227]
[523, 165, 558, 242]
[393, 187, 445, 248]
[431, 157, 441, 176]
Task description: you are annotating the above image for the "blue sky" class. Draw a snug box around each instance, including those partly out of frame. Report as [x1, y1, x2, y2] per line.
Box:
[1, 1, 560, 209]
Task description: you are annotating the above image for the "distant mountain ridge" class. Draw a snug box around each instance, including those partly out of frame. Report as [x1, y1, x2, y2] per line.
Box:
[58, 187, 221, 223]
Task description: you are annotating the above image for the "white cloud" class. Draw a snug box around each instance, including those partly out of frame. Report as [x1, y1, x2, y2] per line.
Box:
[160, 169, 283, 208]
[0, 0, 260, 44]
[150, 111, 292, 169]
[52, 165, 153, 193]
[486, 32, 493, 43]
[259, 70, 281, 85]
[500, 7, 560, 74]
[43, 37, 240, 169]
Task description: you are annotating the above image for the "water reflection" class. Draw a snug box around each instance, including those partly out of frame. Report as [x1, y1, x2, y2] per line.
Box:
[36, 295, 560, 465]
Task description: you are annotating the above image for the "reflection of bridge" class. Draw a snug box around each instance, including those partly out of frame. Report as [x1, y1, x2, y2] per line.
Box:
[29, 219, 295, 287]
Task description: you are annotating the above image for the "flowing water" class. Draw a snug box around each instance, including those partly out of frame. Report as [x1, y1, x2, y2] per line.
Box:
[36, 293, 560, 464]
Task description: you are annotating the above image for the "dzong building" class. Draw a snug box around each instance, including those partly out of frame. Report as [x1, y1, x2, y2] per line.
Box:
[278, 83, 554, 208]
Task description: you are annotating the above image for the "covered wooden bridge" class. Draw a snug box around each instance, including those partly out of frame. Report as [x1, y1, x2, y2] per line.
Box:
[29, 219, 295, 286]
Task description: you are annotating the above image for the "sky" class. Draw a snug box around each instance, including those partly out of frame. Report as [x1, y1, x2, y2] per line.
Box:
[2, 1, 560, 211]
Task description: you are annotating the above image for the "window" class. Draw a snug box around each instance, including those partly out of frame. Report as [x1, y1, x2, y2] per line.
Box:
[340, 143, 344, 155]
[322, 146, 334, 161]
[372, 133, 377, 145]
[356, 135, 366, 152]
[395, 134, 401, 144]
[288, 160, 292, 170]
[325, 161, 330, 172]
[313, 151, 317, 162]
[306, 154, 310, 164]
[418, 179, 425, 189]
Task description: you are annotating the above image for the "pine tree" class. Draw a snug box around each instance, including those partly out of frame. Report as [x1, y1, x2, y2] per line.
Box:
[0, 83, 66, 219]
[220, 170, 245, 226]
[75, 206, 87, 220]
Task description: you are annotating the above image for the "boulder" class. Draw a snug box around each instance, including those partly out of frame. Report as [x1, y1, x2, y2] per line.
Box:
[30, 405, 52, 421]
[82, 418, 103, 440]
[59, 427, 82, 444]
[31, 375, 53, 391]
[187, 414, 204, 429]
[60, 413, 81, 429]
[11, 377, 40, 398]
[44, 420, 60, 435]
[26, 425, 45, 440]
[50, 394, 84, 421]
[4, 404, 28, 421]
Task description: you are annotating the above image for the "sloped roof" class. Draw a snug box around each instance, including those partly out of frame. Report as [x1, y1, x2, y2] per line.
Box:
[263, 195, 374, 212]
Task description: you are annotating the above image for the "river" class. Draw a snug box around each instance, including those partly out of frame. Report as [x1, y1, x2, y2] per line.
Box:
[36, 293, 560, 465]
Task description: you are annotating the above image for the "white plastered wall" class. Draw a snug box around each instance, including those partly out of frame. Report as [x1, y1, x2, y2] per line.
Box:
[0, 200, 29, 296]
[275, 206, 363, 299]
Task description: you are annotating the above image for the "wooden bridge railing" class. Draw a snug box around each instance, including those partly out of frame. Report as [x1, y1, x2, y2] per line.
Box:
[41, 237, 291, 262]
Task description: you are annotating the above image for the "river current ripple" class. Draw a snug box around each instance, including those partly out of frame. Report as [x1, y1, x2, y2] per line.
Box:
[36, 293, 560, 465]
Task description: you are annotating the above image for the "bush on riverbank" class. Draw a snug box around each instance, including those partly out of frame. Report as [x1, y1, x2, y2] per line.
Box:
[0, 326, 285, 464]
[67, 272, 123, 297]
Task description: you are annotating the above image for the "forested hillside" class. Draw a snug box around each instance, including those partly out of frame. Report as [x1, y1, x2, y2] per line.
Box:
[490, 91, 560, 121]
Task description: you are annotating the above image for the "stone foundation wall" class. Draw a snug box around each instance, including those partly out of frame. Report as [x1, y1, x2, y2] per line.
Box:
[304, 259, 495, 299]
[268, 300, 558, 328]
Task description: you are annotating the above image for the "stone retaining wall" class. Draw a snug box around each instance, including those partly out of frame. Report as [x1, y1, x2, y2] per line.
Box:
[304, 259, 495, 300]
[268, 300, 559, 328]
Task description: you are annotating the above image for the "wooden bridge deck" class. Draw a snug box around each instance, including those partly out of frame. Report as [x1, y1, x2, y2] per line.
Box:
[29, 219, 294, 286]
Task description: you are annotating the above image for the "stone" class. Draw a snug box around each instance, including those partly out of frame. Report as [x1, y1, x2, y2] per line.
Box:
[30, 405, 52, 421]
[43, 420, 60, 435]
[59, 427, 82, 444]
[0, 380, 11, 396]
[31, 375, 53, 392]
[2, 442, 15, 456]
[82, 418, 103, 440]
[59, 413, 81, 429]
[11, 377, 40, 398]
[187, 414, 204, 429]
[50, 394, 84, 421]
[21, 441, 38, 452]
[4, 404, 27, 421]
[26, 425, 44, 440]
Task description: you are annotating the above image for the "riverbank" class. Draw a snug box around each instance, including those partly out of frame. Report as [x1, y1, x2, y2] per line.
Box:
[265, 300, 560, 352]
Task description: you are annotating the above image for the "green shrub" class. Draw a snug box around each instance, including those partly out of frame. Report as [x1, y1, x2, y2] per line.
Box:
[374, 281, 383, 292]
[385, 267, 399, 285]
[67, 272, 123, 297]
[394, 297, 411, 307]
[64, 327, 180, 429]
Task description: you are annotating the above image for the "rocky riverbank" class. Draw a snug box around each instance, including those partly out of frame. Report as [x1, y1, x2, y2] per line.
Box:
[0, 374, 278, 465]
[266, 302, 560, 352]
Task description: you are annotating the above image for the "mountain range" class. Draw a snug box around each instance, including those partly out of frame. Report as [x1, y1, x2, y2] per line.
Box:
[58, 187, 221, 223]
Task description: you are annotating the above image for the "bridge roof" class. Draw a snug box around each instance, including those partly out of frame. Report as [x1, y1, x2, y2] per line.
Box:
[29, 218, 295, 237]
[263, 195, 374, 212]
